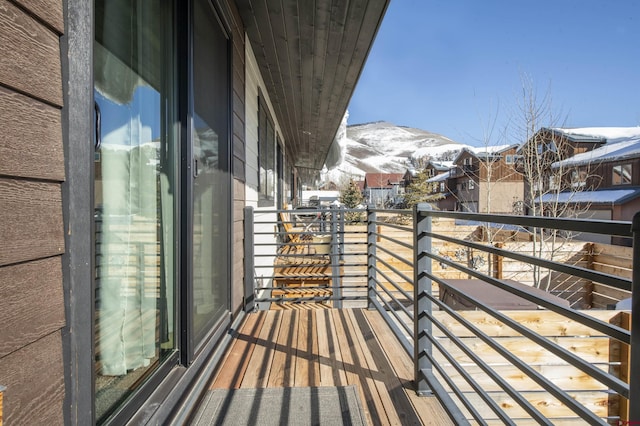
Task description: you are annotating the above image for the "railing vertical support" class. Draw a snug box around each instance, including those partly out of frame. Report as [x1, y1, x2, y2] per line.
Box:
[244, 206, 255, 312]
[414, 203, 433, 396]
[367, 208, 377, 310]
[339, 205, 345, 261]
[630, 212, 640, 421]
[330, 205, 342, 308]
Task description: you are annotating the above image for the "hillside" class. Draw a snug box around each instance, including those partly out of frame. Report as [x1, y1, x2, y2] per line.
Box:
[323, 121, 469, 183]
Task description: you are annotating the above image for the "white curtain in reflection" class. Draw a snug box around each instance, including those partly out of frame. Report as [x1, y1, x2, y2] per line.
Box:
[97, 92, 160, 376]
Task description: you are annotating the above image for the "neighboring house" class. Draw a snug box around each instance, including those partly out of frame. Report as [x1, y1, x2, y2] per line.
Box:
[450, 144, 524, 214]
[402, 168, 418, 189]
[364, 172, 405, 207]
[517, 127, 611, 211]
[538, 129, 640, 244]
[0, 1, 389, 424]
[427, 169, 456, 211]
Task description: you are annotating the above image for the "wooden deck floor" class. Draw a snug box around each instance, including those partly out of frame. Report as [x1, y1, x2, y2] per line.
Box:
[206, 308, 452, 425]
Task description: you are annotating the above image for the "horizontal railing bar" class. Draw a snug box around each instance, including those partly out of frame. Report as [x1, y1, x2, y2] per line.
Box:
[375, 244, 414, 268]
[374, 255, 415, 288]
[370, 276, 413, 321]
[256, 295, 366, 303]
[372, 221, 414, 233]
[421, 298, 608, 425]
[427, 230, 631, 291]
[258, 284, 367, 291]
[373, 232, 414, 251]
[422, 310, 562, 424]
[420, 369, 473, 426]
[419, 210, 632, 237]
[425, 274, 630, 397]
[422, 336, 511, 425]
[426, 250, 631, 344]
[370, 298, 414, 357]
[369, 208, 411, 214]
[371, 286, 413, 337]
[371, 266, 413, 301]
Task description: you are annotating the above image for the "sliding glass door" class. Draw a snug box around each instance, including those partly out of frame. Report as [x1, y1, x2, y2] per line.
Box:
[93, 0, 231, 421]
[94, 0, 177, 421]
[191, 0, 231, 349]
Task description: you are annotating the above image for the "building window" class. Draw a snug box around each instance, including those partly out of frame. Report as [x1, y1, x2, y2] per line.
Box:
[612, 164, 632, 185]
[468, 179, 475, 190]
[440, 182, 445, 192]
[258, 93, 275, 206]
[571, 169, 587, 188]
[549, 174, 560, 190]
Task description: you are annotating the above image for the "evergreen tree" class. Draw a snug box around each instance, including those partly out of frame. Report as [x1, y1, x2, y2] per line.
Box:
[403, 168, 443, 208]
[340, 180, 364, 222]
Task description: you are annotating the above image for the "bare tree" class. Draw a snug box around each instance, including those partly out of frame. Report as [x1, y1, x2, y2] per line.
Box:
[511, 74, 599, 290]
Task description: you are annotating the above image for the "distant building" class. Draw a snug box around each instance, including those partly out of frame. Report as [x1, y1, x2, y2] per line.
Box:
[364, 172, 405, 207]
[448, 144, 524, 214]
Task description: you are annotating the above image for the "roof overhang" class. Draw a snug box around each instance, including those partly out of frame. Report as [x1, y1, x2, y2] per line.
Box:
[236, 0, 390, 170]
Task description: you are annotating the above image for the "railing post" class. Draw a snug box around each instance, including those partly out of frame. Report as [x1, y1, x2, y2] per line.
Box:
[330, 205, 342, 308]
[414, 203, 433, 396]
[339, 205, 345, 261]
[244, 206, 255, 312]
[367, 208, 377, 310]
[630, 212, 640, 421]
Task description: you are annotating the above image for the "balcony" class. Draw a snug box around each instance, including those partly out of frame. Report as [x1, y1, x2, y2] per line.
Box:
[191, 206, 638, 425]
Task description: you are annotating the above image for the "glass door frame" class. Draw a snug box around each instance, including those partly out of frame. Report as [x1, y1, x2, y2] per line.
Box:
[182, 0, 234, 363]
[87, 0, 233, 423]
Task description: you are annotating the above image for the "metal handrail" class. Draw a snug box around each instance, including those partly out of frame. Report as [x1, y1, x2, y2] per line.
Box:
[244, 205, 636, 424]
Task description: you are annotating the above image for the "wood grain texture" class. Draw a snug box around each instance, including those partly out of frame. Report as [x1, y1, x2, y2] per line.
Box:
[0, 0, 62, 106]
[0, 257, 64, 357]
[0, 331, 64, 425]
[0, 86, 64, 180]
[13, 0, 64, 34]
[0, 178, 64, 265]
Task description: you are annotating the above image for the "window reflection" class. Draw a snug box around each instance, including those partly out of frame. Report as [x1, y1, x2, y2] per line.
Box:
[94, 0, 175, 421]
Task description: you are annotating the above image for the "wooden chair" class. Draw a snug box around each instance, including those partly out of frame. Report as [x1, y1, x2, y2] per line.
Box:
[273, 209, 333, 306]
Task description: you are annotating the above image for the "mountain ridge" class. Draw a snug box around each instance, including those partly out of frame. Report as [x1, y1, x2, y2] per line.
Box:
[323, 120, 470, 184]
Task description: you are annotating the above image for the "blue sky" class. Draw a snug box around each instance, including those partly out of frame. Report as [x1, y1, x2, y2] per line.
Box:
[347, 0, 640, 146]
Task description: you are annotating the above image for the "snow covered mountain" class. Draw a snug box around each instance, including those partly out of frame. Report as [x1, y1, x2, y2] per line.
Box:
[323, 120, 469, 184]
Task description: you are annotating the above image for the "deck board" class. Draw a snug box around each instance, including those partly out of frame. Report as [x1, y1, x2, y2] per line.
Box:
[207, 308, 452, 425]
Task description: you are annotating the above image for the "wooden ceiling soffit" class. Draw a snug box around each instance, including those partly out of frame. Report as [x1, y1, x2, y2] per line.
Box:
[236, 0, 390, 170]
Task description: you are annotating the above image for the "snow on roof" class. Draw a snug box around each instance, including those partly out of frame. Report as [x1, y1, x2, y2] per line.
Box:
[453, 144, 517, 163]
[471, 144, 516, 155]
[536, 188, 640, 204]
[552, 137, 640, 169]
[550, 127, 640, 143]
[429, 160, 454, 170]
[427, 171, 451, 182]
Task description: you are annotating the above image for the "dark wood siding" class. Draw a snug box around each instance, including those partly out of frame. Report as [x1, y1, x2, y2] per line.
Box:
[227, 0, 246, 314]
[590, 158, 640, 188]
[231, 0, 246, 182]
[0, 0, 65, 424]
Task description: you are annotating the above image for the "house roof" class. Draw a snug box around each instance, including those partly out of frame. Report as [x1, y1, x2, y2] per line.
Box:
[364, 173, 404, 188]
[452, 144, 517, 163]
[548, 127, 640, 144]
[428, 160, 454, 170]
[552, 136, 640, 169]
[536, 188, 640, 205]
[427, 171, 451, 182]
[237, 0, 390, 170]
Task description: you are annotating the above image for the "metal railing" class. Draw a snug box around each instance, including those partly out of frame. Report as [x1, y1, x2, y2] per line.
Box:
[243, 205, 637, 425]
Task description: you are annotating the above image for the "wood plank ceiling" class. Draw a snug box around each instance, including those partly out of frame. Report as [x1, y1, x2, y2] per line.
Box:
[236, 0, 390, 170]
